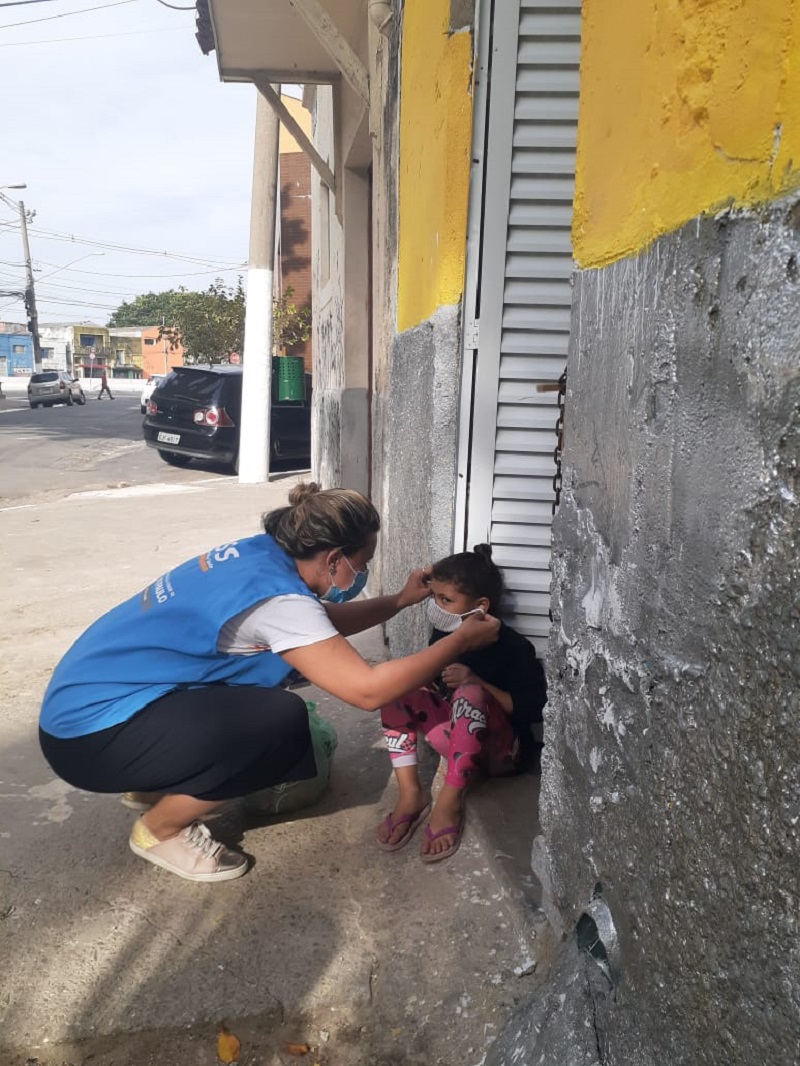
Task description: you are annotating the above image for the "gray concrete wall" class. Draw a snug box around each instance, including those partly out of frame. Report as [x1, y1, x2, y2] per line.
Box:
[308, 90, 370, 495]
[312, 247, 344, 487]
[527, 200, 799, 1063]
[381, 304, 463, 657]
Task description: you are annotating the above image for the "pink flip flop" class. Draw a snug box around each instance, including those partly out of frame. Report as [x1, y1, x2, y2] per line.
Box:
[375, 802, 432, 852]
[420, 818, 464, 863]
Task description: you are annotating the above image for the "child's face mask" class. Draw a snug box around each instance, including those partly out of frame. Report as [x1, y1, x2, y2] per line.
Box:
[426, 598, 485, 632]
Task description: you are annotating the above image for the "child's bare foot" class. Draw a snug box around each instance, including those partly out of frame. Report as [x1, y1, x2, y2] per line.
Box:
[421, 784, 465, 860]
[375, 787, 431, 850]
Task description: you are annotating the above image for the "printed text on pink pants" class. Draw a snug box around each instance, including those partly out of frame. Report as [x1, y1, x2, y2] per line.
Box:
[380, 682, 517, 789]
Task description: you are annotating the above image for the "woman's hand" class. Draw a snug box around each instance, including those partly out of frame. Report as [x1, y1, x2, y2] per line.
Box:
[396, 566, 432, 609]
[441, 663, 476, 689]
[456, 610, 500, 651]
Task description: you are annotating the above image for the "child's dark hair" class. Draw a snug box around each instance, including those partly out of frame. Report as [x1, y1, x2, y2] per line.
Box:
[430, 544, 505, 614]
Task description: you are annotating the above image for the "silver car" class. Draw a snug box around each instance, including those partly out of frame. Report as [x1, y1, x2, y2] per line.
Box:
[28, 370, 86, 409]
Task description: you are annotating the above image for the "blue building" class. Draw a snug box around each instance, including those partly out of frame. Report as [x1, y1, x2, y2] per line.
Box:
[0, 331, 34, 377]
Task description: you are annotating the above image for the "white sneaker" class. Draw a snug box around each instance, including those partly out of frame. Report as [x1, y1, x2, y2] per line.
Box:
[129, 819, 248, 882]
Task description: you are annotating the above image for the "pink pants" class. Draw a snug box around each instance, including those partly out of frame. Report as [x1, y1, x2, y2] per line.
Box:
[380, 683, 518, 790]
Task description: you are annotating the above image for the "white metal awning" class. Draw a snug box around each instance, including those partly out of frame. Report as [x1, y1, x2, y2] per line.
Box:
[207, 0, 367, 92]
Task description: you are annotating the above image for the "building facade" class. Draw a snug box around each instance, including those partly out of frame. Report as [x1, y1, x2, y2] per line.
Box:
[107, 327, 144, 377]
[0, 326, 34, 376]
[39, 323, 112, 377]
[203, 2, 799, 1062]
[515, 2, 800, 1062]
[140, 325, 185, 378]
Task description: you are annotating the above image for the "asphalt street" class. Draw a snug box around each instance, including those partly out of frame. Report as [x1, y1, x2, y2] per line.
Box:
[0, 383, 249, 506]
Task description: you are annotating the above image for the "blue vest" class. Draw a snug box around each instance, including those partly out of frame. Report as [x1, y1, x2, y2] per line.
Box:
[40, 534, 315, 739]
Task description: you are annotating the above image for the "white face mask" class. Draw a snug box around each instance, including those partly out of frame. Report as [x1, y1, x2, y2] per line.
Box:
[426, 597, 485, 633]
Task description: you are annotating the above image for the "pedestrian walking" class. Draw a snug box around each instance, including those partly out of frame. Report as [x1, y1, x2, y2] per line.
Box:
[97, 367, 114, 400]
[38, 483, 500, 883]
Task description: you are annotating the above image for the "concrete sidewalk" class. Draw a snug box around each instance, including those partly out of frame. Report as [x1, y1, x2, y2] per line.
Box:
[0, 475, 550, 1066]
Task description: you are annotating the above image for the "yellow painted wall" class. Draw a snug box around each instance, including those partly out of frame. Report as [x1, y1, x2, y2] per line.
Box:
[574, 0, 800, 268]
[397, 0, 473, 332]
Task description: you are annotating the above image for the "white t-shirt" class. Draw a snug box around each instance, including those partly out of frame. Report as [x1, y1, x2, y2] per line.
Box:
[217, 594, 338, 656]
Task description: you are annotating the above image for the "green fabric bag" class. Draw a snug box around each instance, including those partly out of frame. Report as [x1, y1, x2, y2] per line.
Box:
[244, 701, 338, 815]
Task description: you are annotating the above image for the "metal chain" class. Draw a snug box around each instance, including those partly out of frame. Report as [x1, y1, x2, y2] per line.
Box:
[551, 370, 567, 515]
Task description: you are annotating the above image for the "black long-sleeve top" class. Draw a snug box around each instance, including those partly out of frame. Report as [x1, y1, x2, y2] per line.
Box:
[429, 621, 547, 746]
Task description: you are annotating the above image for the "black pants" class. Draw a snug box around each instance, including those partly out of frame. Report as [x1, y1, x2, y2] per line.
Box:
[39, 685, 316, 801]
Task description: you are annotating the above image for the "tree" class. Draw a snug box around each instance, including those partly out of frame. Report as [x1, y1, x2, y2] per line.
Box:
[273, 286, 312, 352]
[160, 279, 246, 364]
[109, 279, 311, 364]
[107, 291, 185, 328]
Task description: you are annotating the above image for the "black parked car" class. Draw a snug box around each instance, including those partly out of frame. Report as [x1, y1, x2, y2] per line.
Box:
[142, 365, 310, 473]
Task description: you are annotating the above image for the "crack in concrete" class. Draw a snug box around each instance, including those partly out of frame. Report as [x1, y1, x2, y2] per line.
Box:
[585, 964, 612, 1066]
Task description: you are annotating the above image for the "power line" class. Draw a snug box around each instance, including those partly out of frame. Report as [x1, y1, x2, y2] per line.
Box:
[37, 261, 245, 279]
[0, 0, 73, 7]
[0, 0, 136, 30]
[34, 295, 120, 310]
[3, 221, 242, 268]
[36, 279, 140, 298]
[32, 227, 243, 267]
[0, 24, 183, 45]
[153, 0, 194, 8]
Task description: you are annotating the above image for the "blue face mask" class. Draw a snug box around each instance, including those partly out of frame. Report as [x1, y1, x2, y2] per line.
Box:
[320, 554, 369, 603]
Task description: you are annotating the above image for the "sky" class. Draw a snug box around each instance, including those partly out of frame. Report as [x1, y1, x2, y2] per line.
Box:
[0, 0, 260, 326]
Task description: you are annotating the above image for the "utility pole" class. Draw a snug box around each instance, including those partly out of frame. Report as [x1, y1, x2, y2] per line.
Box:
[0, 185, 42, 372]
[19, 201, 42, 372]
[239, 85, 280, 484]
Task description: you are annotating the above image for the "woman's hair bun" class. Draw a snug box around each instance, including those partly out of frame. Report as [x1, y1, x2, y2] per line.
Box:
[288, 481, 321, 506]
[263, 483, 380, 559]
[472, 543, 493, 561]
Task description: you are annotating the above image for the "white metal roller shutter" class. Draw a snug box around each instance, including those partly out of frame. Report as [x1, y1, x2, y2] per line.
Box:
[458, 0, 580, 656]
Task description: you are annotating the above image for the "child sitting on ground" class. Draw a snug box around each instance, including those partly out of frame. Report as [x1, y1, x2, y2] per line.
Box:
[375, 544, 547, 862]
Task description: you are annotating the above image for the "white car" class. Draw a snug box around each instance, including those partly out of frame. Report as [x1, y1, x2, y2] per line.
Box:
[140, 375, 165, 414]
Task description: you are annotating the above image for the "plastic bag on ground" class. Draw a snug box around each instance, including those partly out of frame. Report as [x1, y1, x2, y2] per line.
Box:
[244, 701, 338, 816]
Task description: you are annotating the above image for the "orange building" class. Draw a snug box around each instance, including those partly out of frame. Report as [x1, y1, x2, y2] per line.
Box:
[140, 325, 185, 379]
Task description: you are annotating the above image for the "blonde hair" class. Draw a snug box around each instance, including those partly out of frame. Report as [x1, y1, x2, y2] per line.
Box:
[262, 482, 380, 559]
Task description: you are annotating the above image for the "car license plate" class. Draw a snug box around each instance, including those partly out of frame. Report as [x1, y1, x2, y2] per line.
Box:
[157, 432, 180, 445]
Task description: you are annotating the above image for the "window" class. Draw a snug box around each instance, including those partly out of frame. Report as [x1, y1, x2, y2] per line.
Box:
[79, 334, 101, 349]
[144, 338, 156, 346]
[12, 344, 25, 354]
[41, 347, 54, 358]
